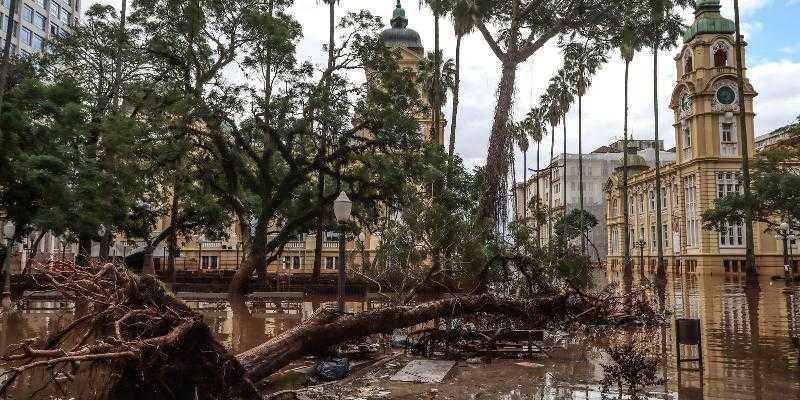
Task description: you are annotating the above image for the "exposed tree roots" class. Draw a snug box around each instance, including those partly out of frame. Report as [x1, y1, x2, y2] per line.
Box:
[1, 263, 655, 399]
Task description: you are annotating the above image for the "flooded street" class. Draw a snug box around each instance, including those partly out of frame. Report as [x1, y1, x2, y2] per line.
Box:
[2, 270, 799, 399]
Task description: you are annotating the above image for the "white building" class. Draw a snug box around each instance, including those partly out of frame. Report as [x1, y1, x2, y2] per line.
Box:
[514, 139, 676, 260]
[1, 0, 78, 56]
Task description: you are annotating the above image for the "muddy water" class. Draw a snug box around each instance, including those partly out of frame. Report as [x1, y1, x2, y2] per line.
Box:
[1, 271, 799, 399]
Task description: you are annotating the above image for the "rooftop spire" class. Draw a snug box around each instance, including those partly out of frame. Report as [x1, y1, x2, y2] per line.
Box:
[391, 0, 409, 29]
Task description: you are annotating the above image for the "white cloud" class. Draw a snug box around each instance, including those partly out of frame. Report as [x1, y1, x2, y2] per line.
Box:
[86, 0, 796, 172]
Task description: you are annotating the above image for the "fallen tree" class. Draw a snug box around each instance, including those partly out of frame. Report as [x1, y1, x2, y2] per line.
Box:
[1, 262, 655, 399]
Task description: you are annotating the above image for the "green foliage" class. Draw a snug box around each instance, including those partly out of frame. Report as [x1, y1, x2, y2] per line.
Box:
[703, 120, 800, 233]
[356, 145, 485, 293]
[0, 71, 83, 238]
[555, 209, 599, 242]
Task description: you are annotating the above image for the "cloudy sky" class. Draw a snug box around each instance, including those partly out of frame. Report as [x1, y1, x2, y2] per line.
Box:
[89, 0, 800, 171]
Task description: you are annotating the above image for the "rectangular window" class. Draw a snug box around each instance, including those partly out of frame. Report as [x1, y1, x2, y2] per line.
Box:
[662, 224, 669, 248]
[651, 224, 656, 248]
[649, 190, 655, 210]
[201, 256, 218, 269]
[720, 119, 738, 157]
[282, 256, 291, 269]
[660, 187, 667, 210]
[34, 12, 46, 30]
[721, 122, 734, 142]
[59, 6, 69, 24]
[292, 256, 301, 270]
[684, 175, 699, 247]
[325, 256, 338, 270]
[20, 27, 32, 45]
[640, 194, 645, 214]
[683, 125, 692, 148]
[23, 5, 34, 22]
[31, 33, 43, 51]
[36, 0, 47, 8]
[717, 172, 744, 247]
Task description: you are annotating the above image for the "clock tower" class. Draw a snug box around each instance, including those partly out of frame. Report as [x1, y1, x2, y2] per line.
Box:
[670, 0, 757, 164]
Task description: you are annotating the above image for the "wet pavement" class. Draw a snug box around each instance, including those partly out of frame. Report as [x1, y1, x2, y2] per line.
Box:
[1, 270, 799, 399]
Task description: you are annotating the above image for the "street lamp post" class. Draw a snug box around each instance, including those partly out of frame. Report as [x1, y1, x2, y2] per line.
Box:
[333, 192, 352, 314]
[634, 239, 647, 272]
[2, 222, 17, 309]
[780, 222, 793, 281]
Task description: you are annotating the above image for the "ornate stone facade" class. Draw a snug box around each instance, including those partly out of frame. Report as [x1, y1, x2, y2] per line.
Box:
[605, 0, 793, 274]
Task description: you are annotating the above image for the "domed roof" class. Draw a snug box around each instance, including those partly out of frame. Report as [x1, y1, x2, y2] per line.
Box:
[380, 1, 424, 51]
[683, 0, 735, 42]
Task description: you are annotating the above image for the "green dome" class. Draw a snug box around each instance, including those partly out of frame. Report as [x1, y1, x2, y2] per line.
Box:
[683, 0, 735, 42]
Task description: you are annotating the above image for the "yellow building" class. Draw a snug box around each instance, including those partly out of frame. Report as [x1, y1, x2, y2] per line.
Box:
[156, 1, 441, 276]
[605, 0, 792, 275]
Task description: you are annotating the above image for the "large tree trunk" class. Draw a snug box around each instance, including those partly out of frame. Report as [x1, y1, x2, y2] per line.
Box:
[167, 182, 179, 287]
[237, 292, 603, 383]
[478, 63, 518, 226]
[142, 246, 155, 275]
[229, 228, 269, 299]
[449, 35, 462, 160]
[76, 234, 93, 268]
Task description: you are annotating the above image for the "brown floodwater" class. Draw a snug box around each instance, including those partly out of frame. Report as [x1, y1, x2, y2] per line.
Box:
[1, 270, 798, 399]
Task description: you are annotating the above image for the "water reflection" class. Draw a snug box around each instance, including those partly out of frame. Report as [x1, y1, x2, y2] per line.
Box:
[1, 273, 799, 399]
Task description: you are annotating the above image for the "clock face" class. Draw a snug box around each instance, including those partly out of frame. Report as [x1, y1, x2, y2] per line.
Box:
[680, 93, 692, 112]
[716, 86, 736, 105]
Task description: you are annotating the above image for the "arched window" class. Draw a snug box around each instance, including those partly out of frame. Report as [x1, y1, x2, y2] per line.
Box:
[712, 41, 729, 67]
[684, 49, 693, 74]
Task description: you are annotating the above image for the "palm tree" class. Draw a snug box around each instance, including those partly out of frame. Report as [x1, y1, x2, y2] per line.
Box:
[528, 107, 547, 246]
[650, 0, 666, 280]
[448, 0, 474, 160]
[418, 52, 455, 140]
[313, 0, 339, 280]
[543, 91, 560, 243]
[516, 127, 529, 219]
[556, 72, 574, 245]
[419, 0, 453, 145]
[732, 0, 757, 276]
[563, 42, 608, 254]
[621, 28, 636, 277]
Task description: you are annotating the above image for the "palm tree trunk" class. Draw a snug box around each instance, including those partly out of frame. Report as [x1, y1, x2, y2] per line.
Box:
[449, 35, 461, 160]
[622, 59, 632, 278]
[510, 143, 517, 218]
[313, 0, 336, 280]
[536, 140, 541, 246]
[733, 0, 757, 276]
[578, 94, 586, 254]
[0, 0, 18, 114]
[432, 11, 440, 144]
[549, 124, 555, 242]
[653, 47, 665, 279]
[523, 149, 527, 219]
[562, 115, 567, 245]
